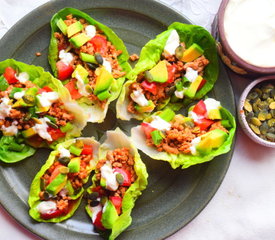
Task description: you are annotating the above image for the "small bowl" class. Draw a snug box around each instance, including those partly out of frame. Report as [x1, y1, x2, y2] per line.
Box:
[238, 76, 275, 148]
[214, 0, 275, 76]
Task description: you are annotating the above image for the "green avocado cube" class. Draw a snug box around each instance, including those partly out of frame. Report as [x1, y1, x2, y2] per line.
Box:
[80, 52, 97, 64]
[72, 64, 89, 84]
[150, 130, 164, 145]
[181, 43, 204, 62]
[56, 18, 68, 35]
[158, 108, 175, 122]
[208, 109, 222, 120]
[69, 33, 90, 48]
[68, 157, 81, 173]
[184, 76, 203, 98]
[101, 200, 119, 229]
[21, 128, 36, 138]
[147, 60, 168, 83]
[67, 21, 83, 38]
[45, 173, 67, 195]
[94, 67, 114, 95]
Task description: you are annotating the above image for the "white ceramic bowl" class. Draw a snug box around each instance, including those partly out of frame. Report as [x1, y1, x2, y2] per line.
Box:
[238, 76, 275, 148]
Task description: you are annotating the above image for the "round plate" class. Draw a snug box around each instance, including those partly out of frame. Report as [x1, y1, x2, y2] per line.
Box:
[0, 0, 236, 239]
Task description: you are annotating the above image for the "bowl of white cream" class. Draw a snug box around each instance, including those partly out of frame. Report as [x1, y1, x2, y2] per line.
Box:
[215, 0, 275, 75]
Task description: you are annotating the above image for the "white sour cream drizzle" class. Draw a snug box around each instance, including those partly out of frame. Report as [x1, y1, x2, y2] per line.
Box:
[33, 117, 52, 141]
[16, 72, 29, 83]
[37, 91, 59, 108]
[59, 50, 74, 65]
[224, 0, 275, 67]
[85, 25, 96, 38]
[36, 201, 57, 214]
[184, 67, 198, 82]
[190, 136, 201, 155]
[130, 89, 149, 107]
[100, 162, 119, 191]
[164, 30, 180, 55]
[0, 97, 12, 119]
[149, 116, 171, 131]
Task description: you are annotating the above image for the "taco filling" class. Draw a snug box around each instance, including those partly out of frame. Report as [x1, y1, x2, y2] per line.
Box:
[29, 138, 99, 222]
[127, 30, 209, 115]
[52, 12, 127, 111]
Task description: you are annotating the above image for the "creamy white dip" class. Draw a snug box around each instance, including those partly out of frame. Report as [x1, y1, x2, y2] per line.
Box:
[224, 0, 275, 67]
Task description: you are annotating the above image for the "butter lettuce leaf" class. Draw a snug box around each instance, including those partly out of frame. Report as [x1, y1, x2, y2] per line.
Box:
[117, 22, 219, 120]
[131, 107, 236, 169]
[49, 8, 132, 123]
[28, 137, 100, 222]
[85, 128, 148, 240]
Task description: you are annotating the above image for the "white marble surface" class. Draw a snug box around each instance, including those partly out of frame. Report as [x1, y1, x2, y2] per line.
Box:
[1, 0, 275, 240]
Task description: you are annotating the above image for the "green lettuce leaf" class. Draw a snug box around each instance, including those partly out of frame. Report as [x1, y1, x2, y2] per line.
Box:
[0, 59, 87, 163]
[116, 22, 219, 120]
[49, 8, 132, 123]
[85, 128, 148, 240]
[28, 137, 100, 222]
[131, 107, 236, 169]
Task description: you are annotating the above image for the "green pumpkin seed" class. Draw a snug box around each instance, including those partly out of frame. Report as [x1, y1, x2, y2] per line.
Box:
[145, 71, 153, 82]
[269, 102, 275, 110]
[259, 122, 269, 135]
[87, 192, 99, 201]
[262, 93, 269, 100]
[116, 173, 124, 185]
[59, 166, 69, 174]
[85, 84, 93, 93]
[43, 191, 51, 200]
[258, 110, 268, 121]
[58, 157, 71, 165]
[271, 109, 275, 118]
[244, 100, 252, 112]
[266, 132, 275, 142]
[23, 94, 35, 104]
[175, 45, 184, 60]
[86, 62, 98, 70]
[268, 127, 275, 134]
[95, 53, 103, 65]
[245, 111, 254, 122]
[40, 178, 46, 190]
[46, 121, 59, 129]
[90, 200, 100, 207]
[248, 91, 258, 100]
[249, 124, 260, 134]
[268, 119, 275, 127]
[251, 117, 262, 126]
[254, 88, 262, 97]
[270, 89, 275, 98]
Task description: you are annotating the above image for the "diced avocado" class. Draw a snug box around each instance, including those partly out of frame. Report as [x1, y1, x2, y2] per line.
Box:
[9, 87, 23, 99]
[21, 128, 37, 138]
[208, 109, 222, 120]
[97, 90, 111, 101]
[68, 157, 81, 173]
[0, 75, 9, 91]
[80, 52, 97, 64]
[196, 129, 228, 155]
[181, 43, 204, 62]
[65, 180, 75, 196]
[69, 33, 90, 48]
[151, 130, 164, 145]
[135, 100, 155, 113]
[101, 200, 119, 229]
[94, 67, 114, 95]
[100, 177, 106, 188]
[72, 64, 89, 84]
[158, 108, 175, 122]
[60, 122, 73, 133]
[13, 87, 38, 108]
[67, 21, 83, 38]
[46, 173, 67, 196]
[56, 18, 68, 35]
[69, 145, 82, 156]
[184, 76, 203, 98]
[147, 60, 168, 83]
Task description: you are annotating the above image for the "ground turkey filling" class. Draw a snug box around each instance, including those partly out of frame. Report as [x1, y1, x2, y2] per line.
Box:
[39, 151, 93, 212]
[54, 14, 126, 108]
[0, 80, 74, 138]
[127, 44, 209, 114]
[146, 117, 228, 155]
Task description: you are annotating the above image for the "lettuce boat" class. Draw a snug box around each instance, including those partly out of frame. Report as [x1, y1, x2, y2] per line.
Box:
[85, 128, 148, 240]
[131, 98, 236, 169]
[28, 137, 99, 222]
[49, 8, 131, 123]
[116, 22, 219, 120]
[0, 59, 87, 163]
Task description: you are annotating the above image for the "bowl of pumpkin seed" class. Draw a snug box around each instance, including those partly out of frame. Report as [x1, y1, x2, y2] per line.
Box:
[238, 76, 275, 148]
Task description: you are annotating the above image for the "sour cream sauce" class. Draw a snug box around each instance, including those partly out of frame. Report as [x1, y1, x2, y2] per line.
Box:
[224, 0, 275, 67]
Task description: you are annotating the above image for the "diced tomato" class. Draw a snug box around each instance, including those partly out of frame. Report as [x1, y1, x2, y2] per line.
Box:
[40, 207, 68, 220]
[194, 118, 215, 131]
[197, 78, 207, 91]
[167, 64, 177, 83]
[47, 127, 66, 141]
[93, 211, 105, 230]
[193, 100, 207, 116]
[47, 164, 62, 185]
[109, 196, 122, 215]
[141, 80, 157, 95]
[81, 144, 93, 155]
[38, 86, 53, 94]
[141, 122, 156, 139]
[64, 80, 82, 100]
[56, 61, 74, 80]
[3, 67, 18, 84]
[114, 168, 131, 187]
[89, 35, 107, 54]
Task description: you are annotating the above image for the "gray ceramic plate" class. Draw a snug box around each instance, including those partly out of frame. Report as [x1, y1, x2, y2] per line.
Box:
[0, 0, 236, 239]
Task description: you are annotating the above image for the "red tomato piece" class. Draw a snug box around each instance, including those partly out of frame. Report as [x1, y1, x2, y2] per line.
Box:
[141, 122, 156, 139]
[40, 208, 68, 220]
[38, 86, 53, 94]
[197, 78, 207, 91]
[3, 67, 18, 84]
[109, 196, 122, 215]
[141, 80, 157, 95]
[90, 35, 107, 54]
[47, 127, 66, 141]
[56, 61, 74, 80]
[193, 100, 207, 116]
[64, 80, 82, 100]
[194, 118, 215, 131]
[167, 64, 177, 83]
[81, 144, 93, 155]
[114, 168, 131, 187]
[93, 211, 105, 230]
